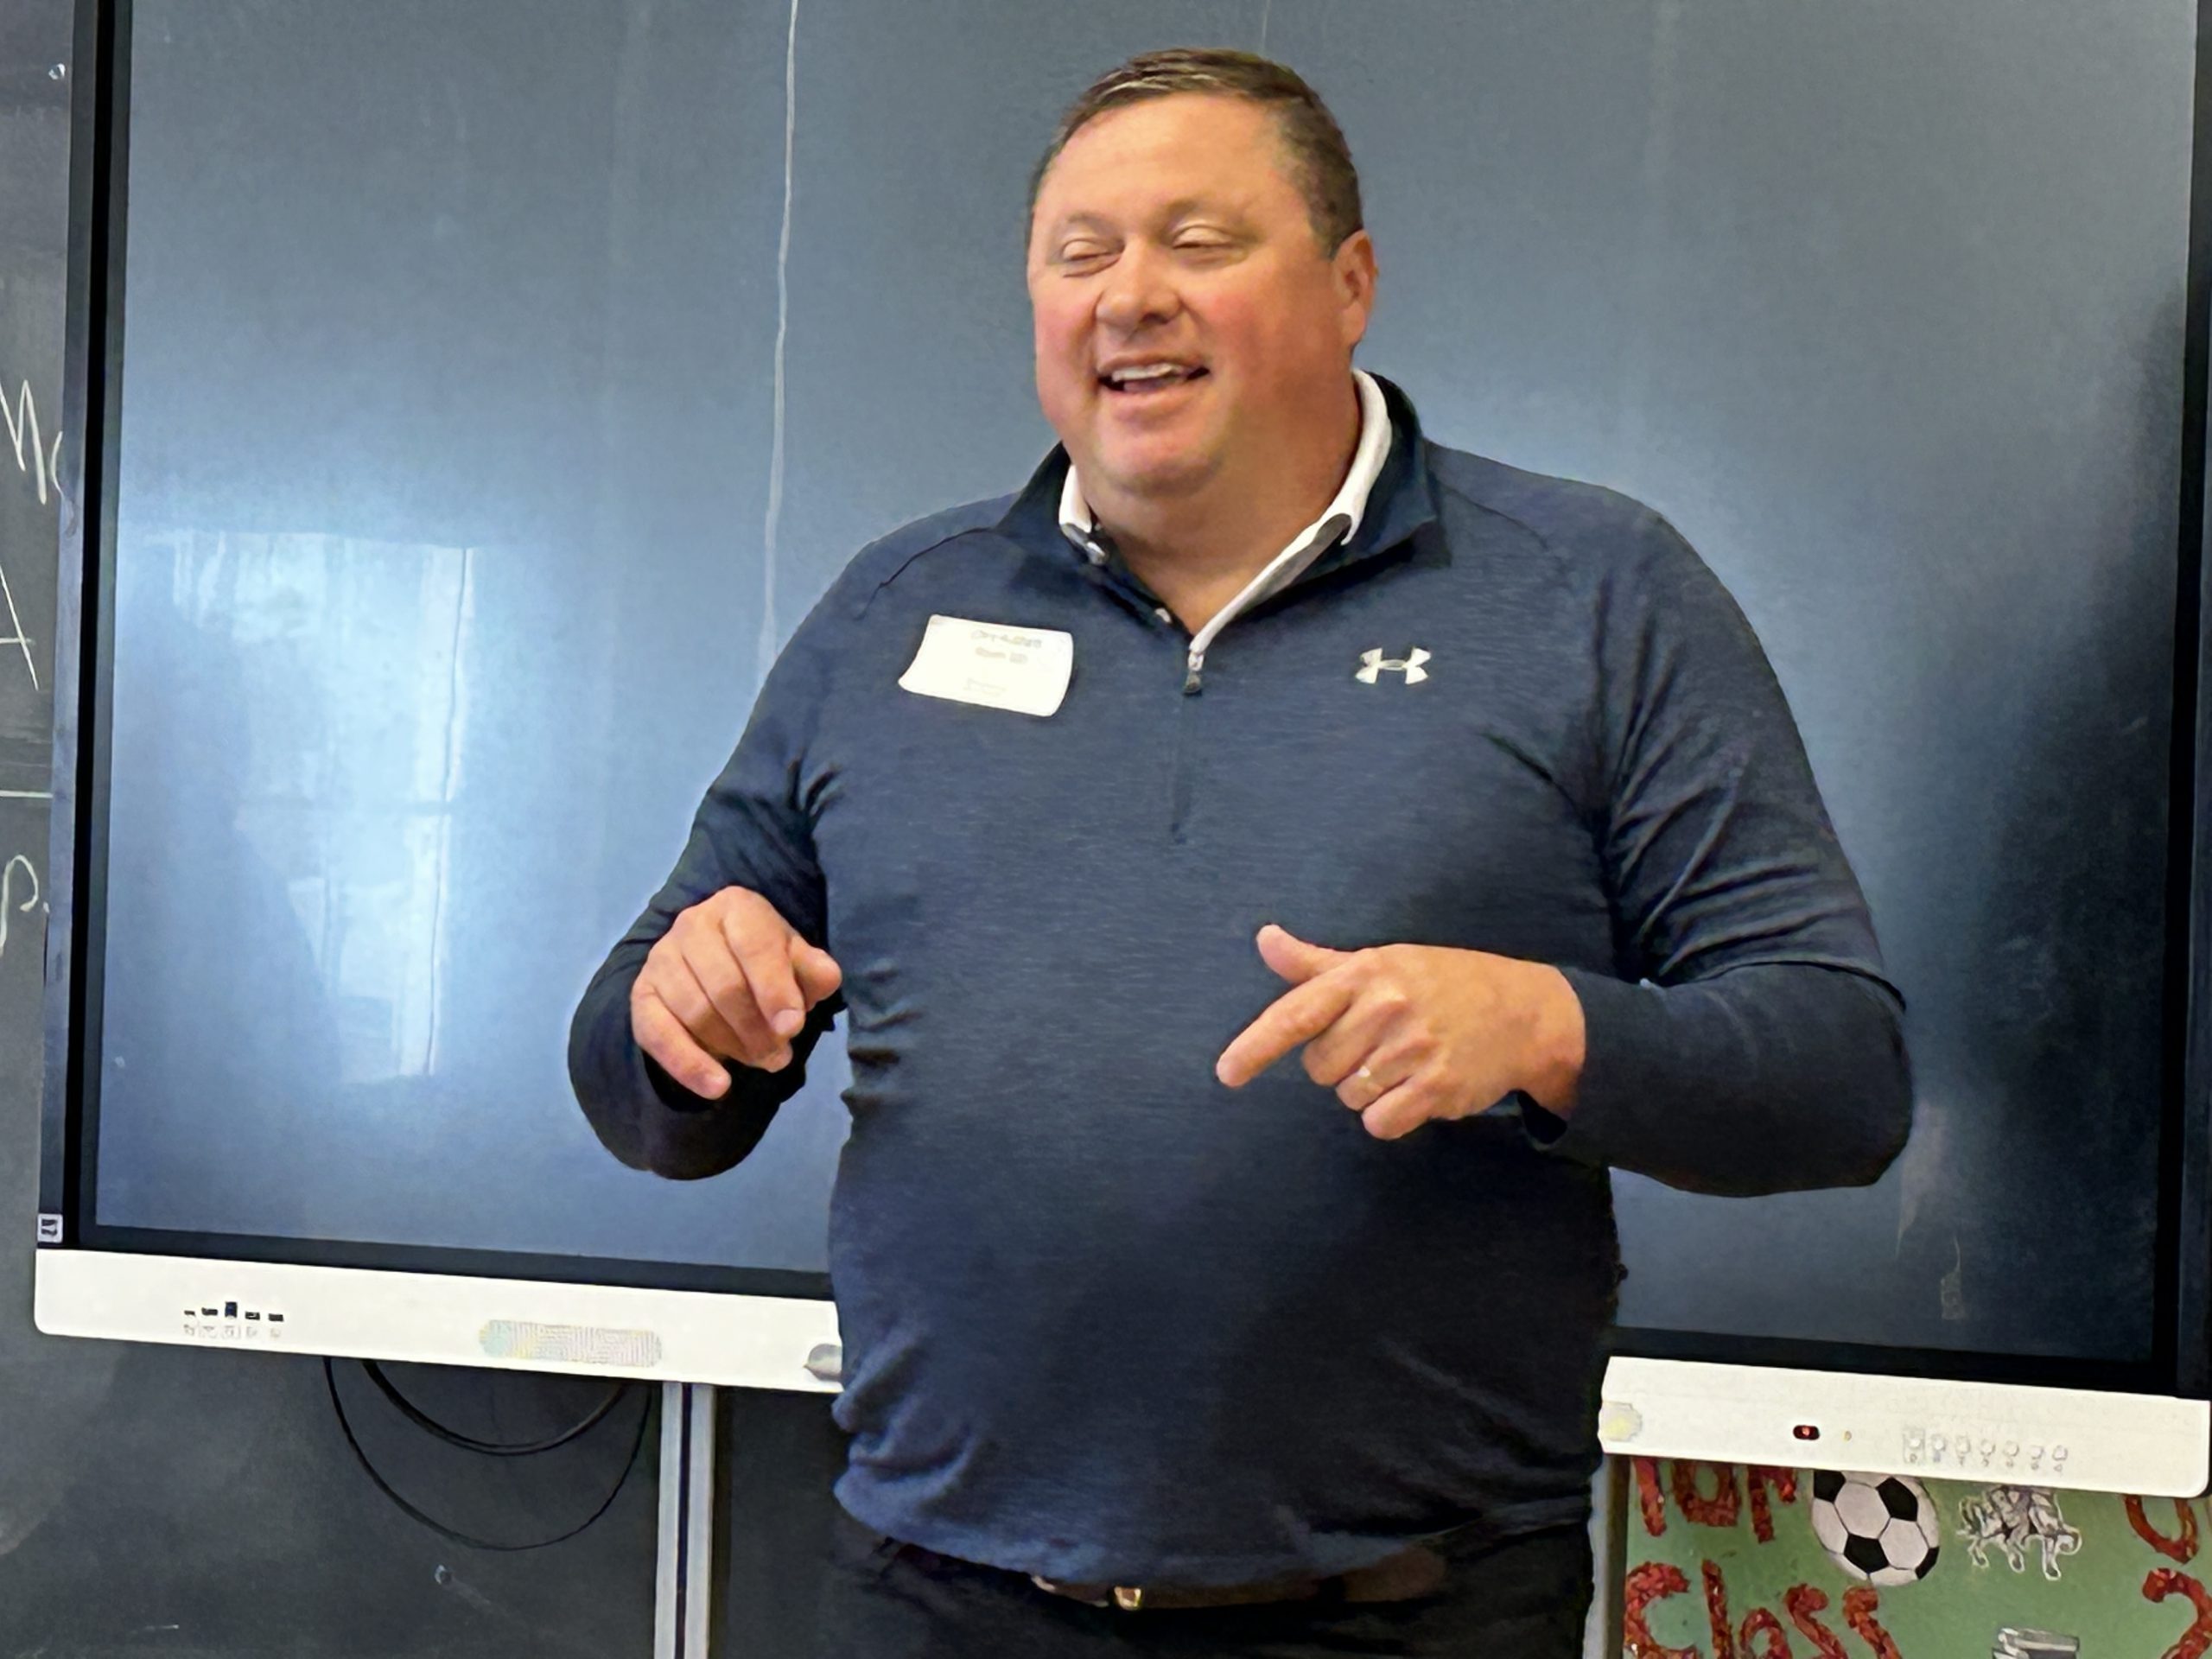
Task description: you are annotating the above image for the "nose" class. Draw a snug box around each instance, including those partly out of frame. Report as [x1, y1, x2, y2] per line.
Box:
[1095, 242, 1181, 336]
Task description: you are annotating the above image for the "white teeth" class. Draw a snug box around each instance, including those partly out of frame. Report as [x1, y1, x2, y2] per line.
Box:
[1107, 363, 1192, 386]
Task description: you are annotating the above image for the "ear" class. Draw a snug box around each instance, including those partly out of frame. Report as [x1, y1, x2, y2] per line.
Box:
[1332, 228, 1377, 353]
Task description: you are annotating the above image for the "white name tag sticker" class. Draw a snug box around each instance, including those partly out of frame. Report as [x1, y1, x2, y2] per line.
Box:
[899, 615, 1074, 718]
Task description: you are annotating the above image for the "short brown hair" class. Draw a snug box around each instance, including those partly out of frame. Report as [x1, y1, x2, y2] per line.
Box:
[1027, 48, 1364, 257]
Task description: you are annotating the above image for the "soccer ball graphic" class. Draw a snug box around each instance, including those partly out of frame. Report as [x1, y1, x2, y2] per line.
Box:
[1810, 1471, 1942, 1586]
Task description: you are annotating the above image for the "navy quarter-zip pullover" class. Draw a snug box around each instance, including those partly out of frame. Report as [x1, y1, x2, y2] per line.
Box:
[569, 372, 1912, 1587]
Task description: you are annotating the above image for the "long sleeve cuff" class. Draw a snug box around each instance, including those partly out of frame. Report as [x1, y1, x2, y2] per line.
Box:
[566, 960, 812, 1181]
[1526, 961, 1912, 1197]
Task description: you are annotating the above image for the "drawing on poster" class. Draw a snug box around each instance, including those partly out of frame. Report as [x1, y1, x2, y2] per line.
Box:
[1960, 1486, 2082, 1580]
[1993, 1630, 2079, 1658]
[1810, 1470, 1942, 1586]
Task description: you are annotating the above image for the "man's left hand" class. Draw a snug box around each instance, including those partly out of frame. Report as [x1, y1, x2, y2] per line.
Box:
[1214, 925, 1587, 1141]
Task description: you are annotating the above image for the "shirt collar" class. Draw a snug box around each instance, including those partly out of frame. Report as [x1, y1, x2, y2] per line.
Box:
[992, 371, 1440, 580]
[1055, 368, 1394, 587]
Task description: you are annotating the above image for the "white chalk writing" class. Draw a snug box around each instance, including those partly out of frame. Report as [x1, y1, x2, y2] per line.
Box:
[2, 378, 62, 508]
[0, 852, 41, 962]
[0, 373, 54, 693]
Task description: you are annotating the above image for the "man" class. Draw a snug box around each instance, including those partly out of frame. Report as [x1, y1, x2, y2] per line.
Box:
[570, 47, 1911, 1657]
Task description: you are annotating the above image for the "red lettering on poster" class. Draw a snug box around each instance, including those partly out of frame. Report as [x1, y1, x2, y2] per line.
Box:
[1703, 1559, 1737, 1659]
[1635, 1457, 1669, 1537]
[1841, 1587, 1901, 1659]
[1783, 1584, 1849, 1659]
[2131, 1496, 2203, 1565]
[1745, 1466, 1799, 1545]
[1674, 1461, 1744, 1528]
[1623, 1560, 1698, 1659]
[2144, 1567, 2212, 1659]
[1739, 1606, 1794, 1657]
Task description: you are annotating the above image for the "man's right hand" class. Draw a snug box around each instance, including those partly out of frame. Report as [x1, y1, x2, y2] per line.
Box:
[630, 887, 842, 1099]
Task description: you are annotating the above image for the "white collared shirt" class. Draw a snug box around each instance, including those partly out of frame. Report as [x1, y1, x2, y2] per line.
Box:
[1058, 367, 1395, 680]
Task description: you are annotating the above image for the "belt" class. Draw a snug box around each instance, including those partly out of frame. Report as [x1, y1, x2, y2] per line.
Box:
[1027, 1541, 1449, 1613]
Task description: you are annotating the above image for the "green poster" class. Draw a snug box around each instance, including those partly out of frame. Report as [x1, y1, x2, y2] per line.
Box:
[1625, 1459, 2212, 1656]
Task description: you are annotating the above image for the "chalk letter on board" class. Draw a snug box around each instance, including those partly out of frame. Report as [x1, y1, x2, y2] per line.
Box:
[0, 558, 41, 690]
[0, 854, 40, 960]
[2, 377, 57, 507]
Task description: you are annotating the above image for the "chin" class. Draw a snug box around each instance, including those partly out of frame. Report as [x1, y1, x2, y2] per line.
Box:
[1089, 431, 1218, 490]
[1091, 454, 1214, 504]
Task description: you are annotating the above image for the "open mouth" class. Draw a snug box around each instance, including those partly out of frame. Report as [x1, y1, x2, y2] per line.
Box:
[1099, 365, 1209, 397]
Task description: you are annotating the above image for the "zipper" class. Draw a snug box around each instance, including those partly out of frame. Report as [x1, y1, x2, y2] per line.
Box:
[1176, 512, 1348, 696]
[1081, 518, 1350, 832]
[1077, 554, 1204, 830]
[1170, 537, 1320, 829]
[1171, 652, 1198, 841]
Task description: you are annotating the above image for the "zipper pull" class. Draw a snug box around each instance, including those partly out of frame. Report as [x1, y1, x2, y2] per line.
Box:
[1183, 648, 1205, 695]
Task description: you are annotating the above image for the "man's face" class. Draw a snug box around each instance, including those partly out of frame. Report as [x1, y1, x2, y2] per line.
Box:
[1026, 94, 1374, 510]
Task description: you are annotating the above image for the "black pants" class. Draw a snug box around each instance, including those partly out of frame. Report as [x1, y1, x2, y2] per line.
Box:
[817, 1508, 1595, 1658]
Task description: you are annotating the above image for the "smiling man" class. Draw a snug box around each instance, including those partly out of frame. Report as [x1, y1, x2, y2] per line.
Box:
[570, 48, 1911, 1658]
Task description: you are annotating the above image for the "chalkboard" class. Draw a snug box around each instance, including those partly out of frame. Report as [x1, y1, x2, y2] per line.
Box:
[1, 2, 662, 1651]
[0, 16, 60, 795]
[1, 0, 104, 1614]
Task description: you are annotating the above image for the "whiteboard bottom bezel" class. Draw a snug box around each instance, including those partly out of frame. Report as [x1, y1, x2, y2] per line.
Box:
[35, 1249, 2209, 1496]
[1600, 1354, 2209, 1497]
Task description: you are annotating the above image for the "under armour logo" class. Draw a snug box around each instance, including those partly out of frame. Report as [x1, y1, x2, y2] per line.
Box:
[1356, 647, 1431, 685]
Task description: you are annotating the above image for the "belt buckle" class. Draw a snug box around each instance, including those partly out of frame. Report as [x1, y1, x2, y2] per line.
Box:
[1111, 1586, 1147, 1612]
[1028, 1575, 1123, 1610]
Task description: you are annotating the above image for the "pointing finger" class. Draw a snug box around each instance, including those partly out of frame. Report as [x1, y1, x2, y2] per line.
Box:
[1216, 973, 1358, 1089]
